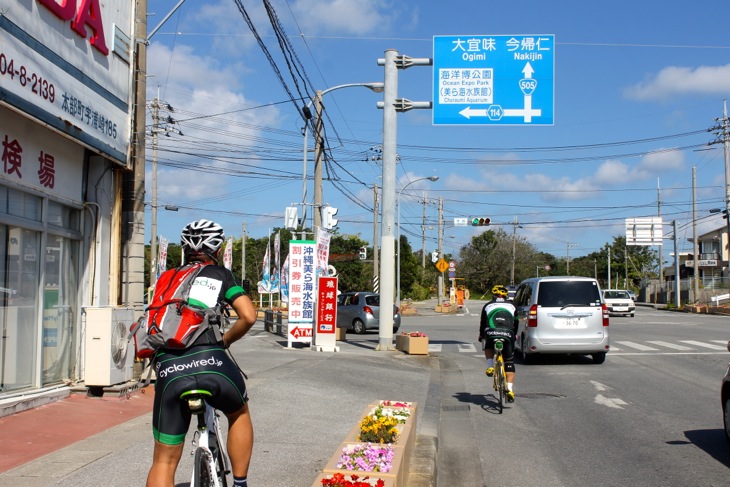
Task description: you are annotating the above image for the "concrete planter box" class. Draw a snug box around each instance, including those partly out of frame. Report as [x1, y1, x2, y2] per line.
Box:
[343, 421, 412, 447]
[395, 335, 428, 355]
[314, 401, 418, 487]
[336, 327, 347, 341]
[323, 443, 407, 487]
[312, 471, 396, 487]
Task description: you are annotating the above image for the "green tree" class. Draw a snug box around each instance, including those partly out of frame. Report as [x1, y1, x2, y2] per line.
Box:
[399, 235, 426, 299]
[457, 228, 545, 295]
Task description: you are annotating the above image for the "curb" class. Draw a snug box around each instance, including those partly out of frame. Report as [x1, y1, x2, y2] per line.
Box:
[407, 436, 437, 487]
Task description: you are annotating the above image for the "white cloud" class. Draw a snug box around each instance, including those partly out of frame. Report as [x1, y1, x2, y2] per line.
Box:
[443, 173, 488, 192]
[145, 42, 282, 206]
[291, 0, 392, 35]
[625, 64, 730, 100]
[593, 159, 630, 185]
[633, 149, 685, 179]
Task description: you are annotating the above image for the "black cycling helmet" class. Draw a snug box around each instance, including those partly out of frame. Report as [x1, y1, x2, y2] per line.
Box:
[181, 219, 225, 262]
[491, 284, 509, 298]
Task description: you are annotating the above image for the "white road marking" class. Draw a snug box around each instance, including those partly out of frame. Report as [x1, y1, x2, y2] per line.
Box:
[614, 341, 659, 351]
[680, 340, 727, 350]
[458, 343, 477, 353]
[428, 344, 443, 352]
[595, 394, 628, 409]
[646, 341, 694, 351]
[590, 380, 608, 391]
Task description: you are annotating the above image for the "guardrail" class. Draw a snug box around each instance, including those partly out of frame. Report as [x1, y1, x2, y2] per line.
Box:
[263, 310, 285, 337]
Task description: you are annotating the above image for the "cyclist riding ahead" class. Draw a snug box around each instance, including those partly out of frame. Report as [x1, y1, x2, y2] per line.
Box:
[479, 284, 519, 402]
[146, 219, 257, 487]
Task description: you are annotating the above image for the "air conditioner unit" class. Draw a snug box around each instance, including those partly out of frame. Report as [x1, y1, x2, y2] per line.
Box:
[84, 307, 136, 387]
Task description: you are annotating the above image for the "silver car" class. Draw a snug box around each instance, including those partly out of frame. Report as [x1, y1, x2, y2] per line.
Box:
[513, 276, 610, 364]
[336, 292, 401, 334]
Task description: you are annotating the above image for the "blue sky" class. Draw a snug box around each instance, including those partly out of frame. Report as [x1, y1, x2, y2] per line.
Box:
[145, 0, 730, 264]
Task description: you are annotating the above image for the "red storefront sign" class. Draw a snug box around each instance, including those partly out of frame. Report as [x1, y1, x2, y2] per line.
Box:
[316, 276, 338, 334]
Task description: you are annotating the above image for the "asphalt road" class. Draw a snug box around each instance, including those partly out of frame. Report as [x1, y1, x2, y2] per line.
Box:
[411, 302, 730, 487]
[3, 301, 728, 487]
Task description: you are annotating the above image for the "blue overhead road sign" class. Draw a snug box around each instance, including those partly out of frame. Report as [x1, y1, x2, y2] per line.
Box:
[433, 35, 554, 126]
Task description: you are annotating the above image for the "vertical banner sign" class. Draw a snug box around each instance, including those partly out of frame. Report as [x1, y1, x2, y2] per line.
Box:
[280, 253, 290, 303]
[287, 240, 315, 346]
[273, 231, 281, 292]
[313, 276, 338, 351]
[158, 237, 169, 275]
[223, 237, 233, 270]
[315, 227, 332, 277]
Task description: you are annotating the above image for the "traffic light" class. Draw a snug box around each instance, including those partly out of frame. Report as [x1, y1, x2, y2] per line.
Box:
[359, 246, 367, 260]
[471, 217, 491, 226]
[322, 206, 338, 230]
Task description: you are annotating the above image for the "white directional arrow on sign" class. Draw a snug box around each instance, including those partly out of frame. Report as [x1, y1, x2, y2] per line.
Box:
[459, 62, 542, 122]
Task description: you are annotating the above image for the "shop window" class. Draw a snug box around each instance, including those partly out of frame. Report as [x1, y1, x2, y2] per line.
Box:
[42, 234, 79, 385]
[0, 224, 40, 392]
[6, 188, 41, 222]
[48, 200, 80, 232]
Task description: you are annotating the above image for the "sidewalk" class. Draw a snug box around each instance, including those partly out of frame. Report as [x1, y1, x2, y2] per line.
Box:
[0, 322, 439, 487]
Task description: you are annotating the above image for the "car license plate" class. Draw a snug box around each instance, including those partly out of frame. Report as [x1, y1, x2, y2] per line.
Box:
[564, 317, 579, 327]
[615, 307, 627, 311]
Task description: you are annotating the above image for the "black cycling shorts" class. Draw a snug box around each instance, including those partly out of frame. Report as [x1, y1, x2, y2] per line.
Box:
[152, 344, 248, 445]
[481, 328, 515, 365]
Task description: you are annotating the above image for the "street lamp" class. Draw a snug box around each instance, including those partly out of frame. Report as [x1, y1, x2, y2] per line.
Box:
[301, 82, 384, 231]
[397, 176, 438, 305]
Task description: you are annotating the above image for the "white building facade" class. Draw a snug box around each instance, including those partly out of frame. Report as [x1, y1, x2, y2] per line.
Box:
[0, 0, 143, 397]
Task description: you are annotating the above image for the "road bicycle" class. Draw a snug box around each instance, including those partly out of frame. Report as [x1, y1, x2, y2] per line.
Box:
[181, 389, 231, 487]
[492, 339, 508, 414]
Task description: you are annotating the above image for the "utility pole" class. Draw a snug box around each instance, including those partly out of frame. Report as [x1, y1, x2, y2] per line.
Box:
[376, 49, 431, 351]
[241, 222, 247, 286]
[421, 192, 427, 268]
[511, 218, 517, 285]
[377, 49, 398, 351]
[437, 197, 444, 302]
[373, 184, 379, 292]
[722, 101, 730, 252]
[566, 242, 578, 274]
[122, 0, 148, 309]
[150, 97, 159, 288]
[673, 220, 681, 307]
[312, 91, 324, 231]
[608, 247, 612, 288]
[657, 178, 663, 301]
[692, 166, 699, 302]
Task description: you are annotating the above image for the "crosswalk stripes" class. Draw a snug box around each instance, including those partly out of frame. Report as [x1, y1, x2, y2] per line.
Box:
[646, 341, 694, 351]
[613, 341, 658, 351]
[426, 339, 729, 354]
[680, 340, 726, 350]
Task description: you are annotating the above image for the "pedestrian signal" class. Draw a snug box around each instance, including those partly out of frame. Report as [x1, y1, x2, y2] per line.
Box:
[471, 217, 491, 226]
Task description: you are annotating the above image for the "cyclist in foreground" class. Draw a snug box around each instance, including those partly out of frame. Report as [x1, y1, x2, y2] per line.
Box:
[146, 219, 258, 487]
[478, 284, 519, 402]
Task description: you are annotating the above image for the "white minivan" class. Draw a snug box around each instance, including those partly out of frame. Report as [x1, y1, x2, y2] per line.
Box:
[513, 276, 610, 364]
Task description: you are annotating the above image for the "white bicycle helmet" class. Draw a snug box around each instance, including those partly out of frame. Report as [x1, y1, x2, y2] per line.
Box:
[181, 219, 225, 259]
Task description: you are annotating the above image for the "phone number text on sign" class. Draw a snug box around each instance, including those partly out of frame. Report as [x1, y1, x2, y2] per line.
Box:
[0, 52, 56, 102]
